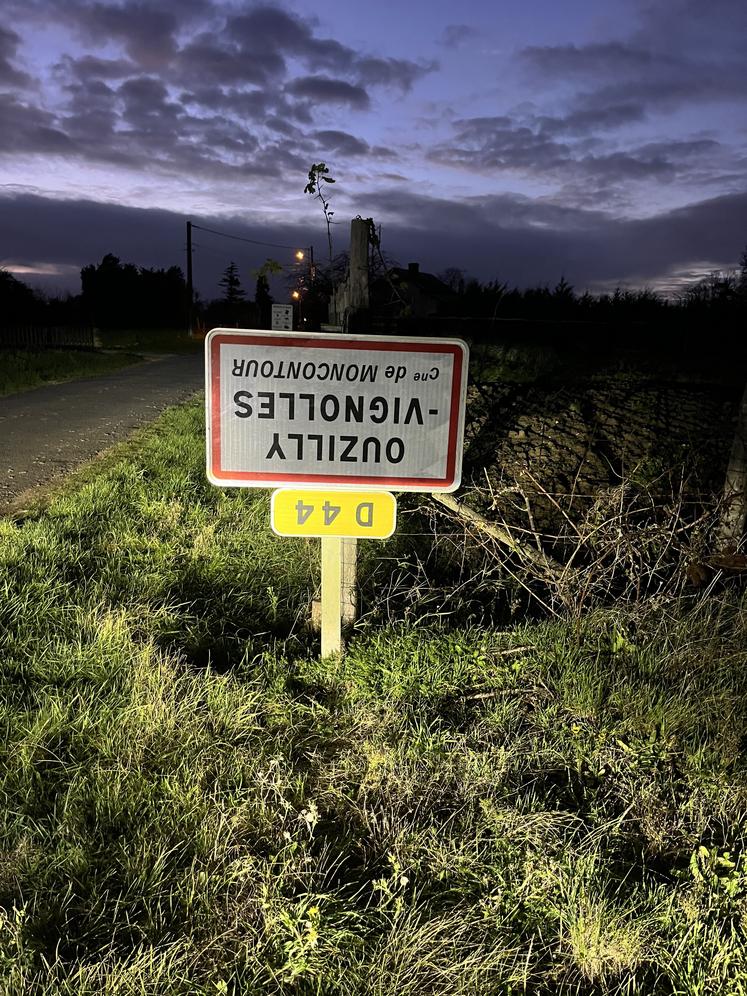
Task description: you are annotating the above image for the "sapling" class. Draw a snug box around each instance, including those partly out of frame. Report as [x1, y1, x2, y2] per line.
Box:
[304, 162, 336, 266]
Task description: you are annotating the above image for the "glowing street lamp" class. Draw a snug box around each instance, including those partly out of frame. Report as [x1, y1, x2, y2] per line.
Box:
[295, 250, 305, 261]
[291, 290, 300, 300]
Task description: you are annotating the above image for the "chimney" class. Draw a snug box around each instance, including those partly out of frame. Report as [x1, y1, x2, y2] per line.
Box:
[407, 262, 420, 274]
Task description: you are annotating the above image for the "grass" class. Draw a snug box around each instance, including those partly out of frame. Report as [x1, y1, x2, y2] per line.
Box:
[0, 349, 143, 397]
[98, 328, 204, 354]
[1, 398, 747, 994]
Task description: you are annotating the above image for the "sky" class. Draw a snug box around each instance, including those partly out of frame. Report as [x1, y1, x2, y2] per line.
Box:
[1, 0, 746, 300]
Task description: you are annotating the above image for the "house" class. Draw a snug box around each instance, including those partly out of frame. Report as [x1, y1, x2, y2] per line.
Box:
[370, 262, 456, 319]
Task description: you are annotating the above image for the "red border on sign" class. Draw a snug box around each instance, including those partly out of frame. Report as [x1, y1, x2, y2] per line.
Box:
[209, 333, 465, 488]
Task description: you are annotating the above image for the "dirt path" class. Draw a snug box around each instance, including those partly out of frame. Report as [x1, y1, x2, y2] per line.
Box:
[0, 353, 204, 510]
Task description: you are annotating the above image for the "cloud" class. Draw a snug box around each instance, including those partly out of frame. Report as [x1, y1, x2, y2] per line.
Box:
[429, 110, 734, 208]
[56, 54, 137, 82]
[60, 78, 119, 144]
[430, 116, 572, 173]
[225, 7, 432, 90]
[633, 0, 747, 62]
[0, 96, 76, 154]
[0, 26, 32, 87]
[118, 76, 181, 126]
[61, 1, 183, 69]
[0, 1, 436, 187]
[309, 131, 395, 159]
[355, 56, 435, 91]
[522, 41, 657, 78]
[537, 104, 647, 136]
[0, 191, 317, 295]
[228, 6, 353, 73]
[439, 24, 476, 49]
[4, 187, 744, 298]
[520, 3, 747, 117]
[312, 130, 370, 156]
[286, 75, 370, 109]
[362, 185, 747, 289]
[174, 33, 286, 87]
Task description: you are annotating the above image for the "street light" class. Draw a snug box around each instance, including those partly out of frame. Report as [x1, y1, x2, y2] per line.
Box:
[295, 247, 314, 282]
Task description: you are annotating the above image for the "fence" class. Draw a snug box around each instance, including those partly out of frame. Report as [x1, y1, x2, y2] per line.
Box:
[0, 327, 96, 350]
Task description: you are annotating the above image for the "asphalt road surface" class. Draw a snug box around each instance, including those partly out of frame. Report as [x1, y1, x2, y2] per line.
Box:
[0, 353, 204, 510]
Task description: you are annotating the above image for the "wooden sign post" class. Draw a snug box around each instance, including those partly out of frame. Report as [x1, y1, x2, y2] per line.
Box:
[205, 328, 468, 657]
[321, 537, 343, 656]
[321, 539, 360, 655]
[271, 488, 397, 655]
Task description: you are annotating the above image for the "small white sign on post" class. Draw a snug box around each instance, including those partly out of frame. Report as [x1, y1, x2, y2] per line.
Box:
[271, 304, 294, 331]
[205, 328, 469, 492]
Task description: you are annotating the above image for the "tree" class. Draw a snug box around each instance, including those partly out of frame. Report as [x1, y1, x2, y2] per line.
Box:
[738, 244, 747, 301]
[254, 274, 271, 327]
[81, 254, 139, 327]
[219, 261, 245, 305]
[438, 267, 466, 295]
[80, 254, 185, 328]
[250, 259, 278, 328]
[138, 266, 187, 327]
[0, 268, 39, 324]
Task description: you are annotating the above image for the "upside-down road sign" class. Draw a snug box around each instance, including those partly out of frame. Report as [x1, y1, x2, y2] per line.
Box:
[205, 328, 468, 492]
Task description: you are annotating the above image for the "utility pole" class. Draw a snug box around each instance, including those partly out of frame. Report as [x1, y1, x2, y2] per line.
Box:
[186, 220, 194, 335]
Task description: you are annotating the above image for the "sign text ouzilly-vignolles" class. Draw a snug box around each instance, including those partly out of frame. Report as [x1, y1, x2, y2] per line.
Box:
[205, 329, 469, 492]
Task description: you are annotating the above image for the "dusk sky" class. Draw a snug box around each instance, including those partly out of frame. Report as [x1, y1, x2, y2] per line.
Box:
[1, 0, 746, 300]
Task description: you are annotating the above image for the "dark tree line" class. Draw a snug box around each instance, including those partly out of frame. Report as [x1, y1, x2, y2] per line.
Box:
[436, 265, 747, 325]
[80, 254, 187, 328]
[424, 255, 747, 368]
[0, 256, 188, 330]
[2, 246, 746, 338]
[0, 269, 85, 326]
[0, 255, 268, 331]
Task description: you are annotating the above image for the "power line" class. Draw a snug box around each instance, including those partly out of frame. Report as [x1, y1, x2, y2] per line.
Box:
[193, 242, 301, 273]
[191, 223, 305, 252]
[192, 241, 248, 259]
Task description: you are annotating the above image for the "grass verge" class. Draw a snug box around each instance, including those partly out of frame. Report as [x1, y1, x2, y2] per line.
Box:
[0, 349, 142, 397]
[98, 328, 203, 354]
[1, 399, 746, 994]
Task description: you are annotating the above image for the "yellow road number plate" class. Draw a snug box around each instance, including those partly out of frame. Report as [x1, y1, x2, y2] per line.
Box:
[271, 489, 397, 538]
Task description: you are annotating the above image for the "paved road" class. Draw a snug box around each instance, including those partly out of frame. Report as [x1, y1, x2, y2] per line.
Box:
[0, 353, 204, 510]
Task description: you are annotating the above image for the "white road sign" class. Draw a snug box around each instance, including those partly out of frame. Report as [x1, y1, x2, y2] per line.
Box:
[205, 328, 469, 492]
[271, 304, 294, 331]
